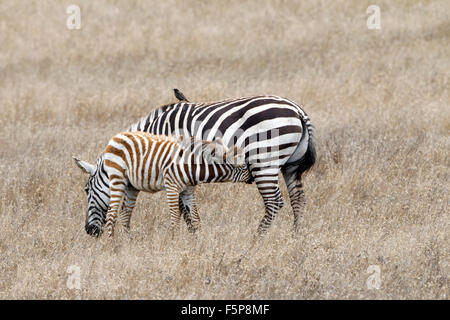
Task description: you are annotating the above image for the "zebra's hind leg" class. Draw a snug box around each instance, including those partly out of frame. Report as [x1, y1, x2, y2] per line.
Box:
[254, 168, 284, 235]
[178, 195, 192, 229]
[282, 165, 306, 233]
[165, 183, 183, 230]
[119, 187, 139, 234]
[179, 186, 201, 233]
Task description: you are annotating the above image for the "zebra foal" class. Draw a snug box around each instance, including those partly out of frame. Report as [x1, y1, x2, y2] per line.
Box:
[74, 132, 249, 237]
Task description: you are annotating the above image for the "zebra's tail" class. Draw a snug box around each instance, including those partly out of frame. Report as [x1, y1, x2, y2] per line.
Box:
[298, 116, 316, 175]
[283, 104, 316, 177]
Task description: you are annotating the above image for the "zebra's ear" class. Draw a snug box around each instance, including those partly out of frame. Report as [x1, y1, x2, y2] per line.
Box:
[73, 157, 95, 175]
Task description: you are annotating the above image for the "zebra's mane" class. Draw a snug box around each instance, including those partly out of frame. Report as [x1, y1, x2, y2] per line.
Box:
[126, 95, 275, 133]
[126, 103, 173, 132]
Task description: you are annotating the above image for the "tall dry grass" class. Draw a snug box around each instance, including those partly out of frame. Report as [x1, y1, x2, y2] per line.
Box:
[0, 0, 448, 299]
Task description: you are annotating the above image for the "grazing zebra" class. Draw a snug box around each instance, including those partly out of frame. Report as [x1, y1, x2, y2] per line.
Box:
[128, 93, 316, 234]
[74, 132, 249, 237]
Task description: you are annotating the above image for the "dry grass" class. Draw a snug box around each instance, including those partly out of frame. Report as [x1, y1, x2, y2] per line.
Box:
[0, 0, 448, 299]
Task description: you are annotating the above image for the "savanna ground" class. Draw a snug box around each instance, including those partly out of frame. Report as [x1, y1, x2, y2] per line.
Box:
[0, 0, 448, 299]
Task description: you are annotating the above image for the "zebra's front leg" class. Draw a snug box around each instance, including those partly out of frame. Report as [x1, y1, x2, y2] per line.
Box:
[282, 166, 306, 233]
[105, 187, 126, 238]
[179, 186, 201, 233]
[119, 187, 139, 233]
[254, 169, 284, 235]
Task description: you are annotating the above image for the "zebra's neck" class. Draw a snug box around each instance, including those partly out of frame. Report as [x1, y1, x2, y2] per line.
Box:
[94, 156, 110, 187]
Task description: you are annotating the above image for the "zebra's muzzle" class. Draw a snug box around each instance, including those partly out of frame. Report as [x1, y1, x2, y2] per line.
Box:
[85, 223, 102, 237]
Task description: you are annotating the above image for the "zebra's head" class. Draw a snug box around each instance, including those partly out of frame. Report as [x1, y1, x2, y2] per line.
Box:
[223, 146, 250, 183]
[229, 162, 250, 183]
[204, 139, 250, 183]
[73, 157, 110, 237]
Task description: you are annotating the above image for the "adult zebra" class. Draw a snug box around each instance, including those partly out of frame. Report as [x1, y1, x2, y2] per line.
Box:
[127, 93, 316, 234]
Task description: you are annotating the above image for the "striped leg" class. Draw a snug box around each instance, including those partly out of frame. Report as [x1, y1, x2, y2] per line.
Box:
[282, 165, 306, 233]
[166, 183, 183, 229]
[179, 186, 201, 233]
[188, 196, 201, 232]
[254, 167, 284, 234]
[105, 186, 126, 238]
[119, 187, 139, 233]
[178, 195, 191, 228]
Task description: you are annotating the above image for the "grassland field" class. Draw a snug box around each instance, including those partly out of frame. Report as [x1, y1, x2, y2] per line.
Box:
[0, 0, 448, 299]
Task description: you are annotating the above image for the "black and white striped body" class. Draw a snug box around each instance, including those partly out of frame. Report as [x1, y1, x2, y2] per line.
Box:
[129, 95, 316, 233]
[75, 132, 249, 237]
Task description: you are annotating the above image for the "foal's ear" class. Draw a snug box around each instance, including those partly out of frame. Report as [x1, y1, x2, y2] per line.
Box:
[73, 157, 95, 175]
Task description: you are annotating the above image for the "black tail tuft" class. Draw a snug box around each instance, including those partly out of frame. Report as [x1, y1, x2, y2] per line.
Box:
[297, 136, 316, 177]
